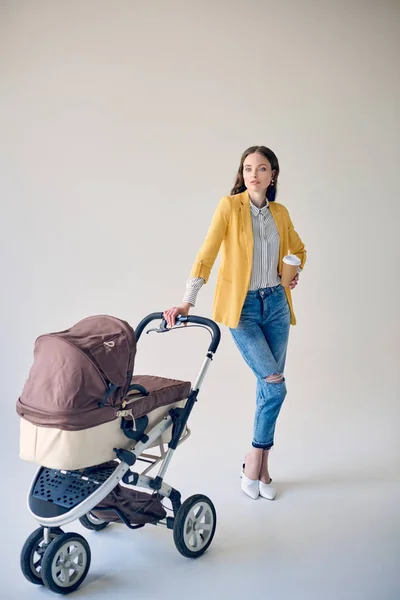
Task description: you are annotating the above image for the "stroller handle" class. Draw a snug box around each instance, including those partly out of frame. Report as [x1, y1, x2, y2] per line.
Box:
[135, 313, 221, 354]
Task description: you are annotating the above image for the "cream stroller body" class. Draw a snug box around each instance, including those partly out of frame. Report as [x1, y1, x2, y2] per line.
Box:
[17, 312, 221, 595]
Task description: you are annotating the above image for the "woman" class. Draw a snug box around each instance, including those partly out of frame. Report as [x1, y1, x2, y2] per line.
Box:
[163, 146, 306, 500]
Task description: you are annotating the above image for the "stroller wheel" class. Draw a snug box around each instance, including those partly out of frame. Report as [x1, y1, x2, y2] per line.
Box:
[79, 512, 110, 531]
[41, 532, 91, 594]
[20, 526, 64, 585]
[173, 494, 217, 558]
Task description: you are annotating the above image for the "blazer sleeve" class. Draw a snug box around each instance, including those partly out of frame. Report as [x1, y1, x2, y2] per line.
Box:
[284, 207, 307, 270]
[189, 196, 230, 283]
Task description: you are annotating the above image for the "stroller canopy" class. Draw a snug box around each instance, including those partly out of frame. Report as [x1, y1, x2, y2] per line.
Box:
[17, 315, 136, 430]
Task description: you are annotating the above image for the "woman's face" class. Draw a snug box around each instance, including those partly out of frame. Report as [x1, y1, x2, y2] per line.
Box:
[243, 153, 274, 193]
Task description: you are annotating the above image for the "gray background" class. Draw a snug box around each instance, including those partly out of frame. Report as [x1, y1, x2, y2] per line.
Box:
[1, 1, 399, 598]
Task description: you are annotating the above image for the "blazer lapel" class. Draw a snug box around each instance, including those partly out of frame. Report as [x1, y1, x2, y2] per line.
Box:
[239, 190, 253, 268]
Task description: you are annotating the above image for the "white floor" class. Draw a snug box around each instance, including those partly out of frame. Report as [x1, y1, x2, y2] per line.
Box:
[3, 443, 399, 600]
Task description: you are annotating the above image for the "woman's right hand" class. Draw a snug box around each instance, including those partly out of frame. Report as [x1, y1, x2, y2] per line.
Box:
[163, 302, 191, 328]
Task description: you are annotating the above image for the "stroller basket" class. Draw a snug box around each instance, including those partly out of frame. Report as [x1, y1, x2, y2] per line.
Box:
[30, 461, 166, 527]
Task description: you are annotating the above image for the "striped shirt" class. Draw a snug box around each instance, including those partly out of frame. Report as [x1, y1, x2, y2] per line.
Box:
[182, 199, 281, 306]
[248, 199, 280, 290]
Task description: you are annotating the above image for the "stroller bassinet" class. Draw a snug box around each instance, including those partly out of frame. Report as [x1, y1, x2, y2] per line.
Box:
[17, 315, 191, 470]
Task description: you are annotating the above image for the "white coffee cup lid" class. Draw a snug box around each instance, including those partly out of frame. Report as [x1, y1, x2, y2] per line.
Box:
[283, 254, 301, 266]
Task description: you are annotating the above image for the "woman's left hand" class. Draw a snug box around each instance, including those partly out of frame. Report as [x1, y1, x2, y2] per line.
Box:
[289, 273, 299, 289]
[279, 272, 299, 290]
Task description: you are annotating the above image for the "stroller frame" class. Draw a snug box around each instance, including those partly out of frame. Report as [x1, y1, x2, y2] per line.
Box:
[21, 312, 221, 594]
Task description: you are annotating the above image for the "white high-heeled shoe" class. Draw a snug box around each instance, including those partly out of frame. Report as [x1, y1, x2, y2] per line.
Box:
[240, 464, 259, 499]
[259, 479, 277, 500]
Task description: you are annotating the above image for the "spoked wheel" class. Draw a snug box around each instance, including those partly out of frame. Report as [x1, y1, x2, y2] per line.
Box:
[20, 527, 64, 585]
[79, 511, 110, 531]
[41, 532, 91, 594]
[173, 494, 217, 558]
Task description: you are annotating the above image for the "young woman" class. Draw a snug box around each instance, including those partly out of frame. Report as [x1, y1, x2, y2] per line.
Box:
[163, 146, 306, 500]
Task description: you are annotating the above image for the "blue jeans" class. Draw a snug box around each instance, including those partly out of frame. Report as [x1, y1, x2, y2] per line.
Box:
[230, 285, 291, 449]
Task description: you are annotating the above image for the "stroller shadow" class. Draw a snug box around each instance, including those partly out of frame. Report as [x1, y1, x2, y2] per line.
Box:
[72, 469, 399, 595]
[274, 468, 398, 497]
[75, 572, 125, 597]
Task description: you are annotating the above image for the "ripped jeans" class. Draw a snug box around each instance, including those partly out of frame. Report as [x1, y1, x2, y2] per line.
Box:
[230, 285, 291, 450]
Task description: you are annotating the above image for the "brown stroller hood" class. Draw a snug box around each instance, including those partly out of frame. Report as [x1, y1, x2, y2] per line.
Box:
[16, 315, 136, 431]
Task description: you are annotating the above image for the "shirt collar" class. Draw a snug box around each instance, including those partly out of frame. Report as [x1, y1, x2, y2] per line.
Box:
[250, 198, 269, 217]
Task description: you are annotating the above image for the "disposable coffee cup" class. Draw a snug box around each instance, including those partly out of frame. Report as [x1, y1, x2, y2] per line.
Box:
[281, 254, 301, 287]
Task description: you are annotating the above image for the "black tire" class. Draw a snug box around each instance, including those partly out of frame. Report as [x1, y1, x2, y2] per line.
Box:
[20, 527, 64, 585]
[173, 494, 217, 558]
[41, 532, 91, 595]
[79, 512, 110, 531]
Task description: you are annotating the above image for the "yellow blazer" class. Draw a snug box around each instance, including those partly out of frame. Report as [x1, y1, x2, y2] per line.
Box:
[189, 190, 307, 329]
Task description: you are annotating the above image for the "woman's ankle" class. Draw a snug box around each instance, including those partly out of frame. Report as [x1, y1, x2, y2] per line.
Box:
[259, 473, 271, 484]
[244, 448, 263, 480]
[259, 449, 271, 483]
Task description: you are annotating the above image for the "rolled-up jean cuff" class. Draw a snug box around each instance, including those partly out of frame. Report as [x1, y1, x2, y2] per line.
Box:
[252, 441, 274, 450]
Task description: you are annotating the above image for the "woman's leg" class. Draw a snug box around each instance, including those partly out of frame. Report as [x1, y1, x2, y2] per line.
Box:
[258, 286, 291, 483]
[261, 285, 291, 374]
[230, 306, 286, 479]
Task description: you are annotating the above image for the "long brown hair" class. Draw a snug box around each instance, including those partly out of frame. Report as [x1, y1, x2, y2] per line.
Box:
[231, 145, 280, 201]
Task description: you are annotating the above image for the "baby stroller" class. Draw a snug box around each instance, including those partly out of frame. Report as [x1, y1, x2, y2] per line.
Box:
[17, 312, 221, 595]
